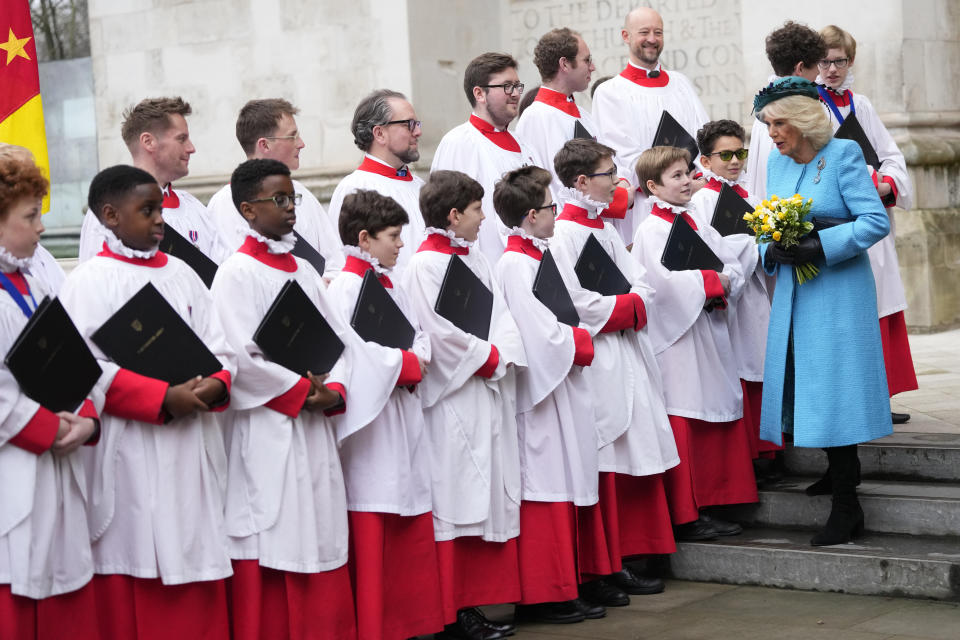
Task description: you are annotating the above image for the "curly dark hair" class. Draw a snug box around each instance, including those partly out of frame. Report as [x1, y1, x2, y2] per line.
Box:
[419, 170, 484, 229]
[230, 158, 291, 212]
[696, 119, 746, 156]
[0, 154, 48, 220]
[765, 21, 826, 76]
[493, 166, 552, 228]
[533, 28, 580, 82]
[87, 165, 157, 220]
[339, 189, 409, 246]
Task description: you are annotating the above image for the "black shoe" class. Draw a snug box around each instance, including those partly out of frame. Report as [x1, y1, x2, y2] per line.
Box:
[578, 579, 630, 607]
[698, 513, 742, 536]
[753, 457, 784, 485]
[674, 518, 719, 541]
[609, 566, 665, 595]
[892, 412, 910, 424]
[472, 608, 516, 637]
[572, 598, 607, 619]
[514, 601, 585, 624]
[438, 608, 506, 640]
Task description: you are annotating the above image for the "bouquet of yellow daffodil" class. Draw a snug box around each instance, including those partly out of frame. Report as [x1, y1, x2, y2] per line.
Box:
[743, 193, 819, 284]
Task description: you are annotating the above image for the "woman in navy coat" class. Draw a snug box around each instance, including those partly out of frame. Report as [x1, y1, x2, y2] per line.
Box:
[754, 77, 892, 546]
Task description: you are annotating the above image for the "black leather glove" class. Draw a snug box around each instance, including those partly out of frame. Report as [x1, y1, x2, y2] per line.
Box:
[792, 233, 824, 263]
[765, 242, 796, 265]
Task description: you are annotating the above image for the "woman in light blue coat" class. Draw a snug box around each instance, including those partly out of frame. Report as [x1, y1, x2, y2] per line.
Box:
[754, 77, 892, 546]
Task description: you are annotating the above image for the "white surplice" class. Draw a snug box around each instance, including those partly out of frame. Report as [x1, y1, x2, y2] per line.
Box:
[401, 233, 526, 542]
[549, 193, 679, 476]
[631, 202, 745, 421]
[744, 74, 780, 199]
[206, 179, 345, 277]
[25, 244, 66, 294]
[430, 117, 540, 266]
[690, 177, 769, 381]
[59, 251, 237, 584]
[0, 272, 105, 598]
[495, 234, 598, 505]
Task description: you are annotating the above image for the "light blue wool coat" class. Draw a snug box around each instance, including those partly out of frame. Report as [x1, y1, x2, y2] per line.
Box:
[759, 137, 893, 448]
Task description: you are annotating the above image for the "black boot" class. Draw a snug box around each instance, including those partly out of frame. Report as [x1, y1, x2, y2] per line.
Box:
[811, 445, 865, 546]
[805, 450, 861, 496]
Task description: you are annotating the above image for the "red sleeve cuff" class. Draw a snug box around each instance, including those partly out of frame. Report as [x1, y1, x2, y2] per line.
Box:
[104, 368, 169, 425]
[206, 370, 232, 412]
[571, 327, 595, 367]
[265, 377, 311, 418]
[474, 345, 500, 378]
[881, 175, 898, 207]
[10, 406, 59, 454]
[600, 186, 629, 219]
[601, 293, 641, 333]
[323, 382, 347, 416]
[701, 270, 725, 299]
[77, 399, 101, 446]
[396, 350, 422, 387]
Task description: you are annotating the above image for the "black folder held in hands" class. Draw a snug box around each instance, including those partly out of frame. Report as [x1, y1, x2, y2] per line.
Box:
[573, 120, 594, 140]
[710, 183, 754, 237]
[660, 215, 724, 272]
[350, 269, 416, 350]
[290, 230, 326, 276]
[254, 279, 344, 377]
[834, 113, 881, 171]
[533, 249, 580, 326]
[158, 223, 218, 288]
[652, 111, 700, 167]
[434, 255, 494, 341]
[5, 296, 102, 413]
[91, 282, 223, 385]
[574, 234, 631, 296]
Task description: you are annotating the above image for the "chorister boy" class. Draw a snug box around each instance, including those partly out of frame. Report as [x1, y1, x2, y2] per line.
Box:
[631, 146, 757, 540]
[401, 170, 526, 640]
[0, 154, 102, 640]
[690, 120, 778, 466]
[210, 159, 402, 640]
[59, 165, 236, 640]
[550, 138, 680, 605]
[325, 189, 446, 640]
[491, 165, 605, 625]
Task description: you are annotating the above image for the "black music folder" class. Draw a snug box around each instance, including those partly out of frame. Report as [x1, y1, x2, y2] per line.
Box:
[253, 280, 345, 377]
[158, 223, 218, 288]
[710, 183, 754, 237]
[835, 113, 881, 171]
[652, 111, 699, 167]
[660, 215, 724, 272]
[290, 230, 326, 276]
[91, 282, 223, 385]
[434, 255, 493, 341]
[350, 269, 416, 350]
[533, 249, 580, 326]
[574, 233, 631, 296]
[5, 296, 102, 413]
[573, 120, 594, 140]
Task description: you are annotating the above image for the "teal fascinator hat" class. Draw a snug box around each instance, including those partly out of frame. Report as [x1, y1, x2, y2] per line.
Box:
[753, 76, 820, 120]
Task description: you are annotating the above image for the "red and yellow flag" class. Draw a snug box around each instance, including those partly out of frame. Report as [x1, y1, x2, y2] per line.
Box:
[0, 0, 50, 211]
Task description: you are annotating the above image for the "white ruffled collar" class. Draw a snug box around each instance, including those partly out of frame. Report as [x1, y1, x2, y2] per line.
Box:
[342, 244, 391, 275]
[103, 226, 159, 259]
[816, 70, 855, 94]
[243, 227, 296, 254]
[702, 169, 745, 188]
[649, 195, 693, 216]
[504, 226, 550, 252]
[424, 226, 475, 249]
[557, 187, 607, 218]
[0, 245, 34, 273]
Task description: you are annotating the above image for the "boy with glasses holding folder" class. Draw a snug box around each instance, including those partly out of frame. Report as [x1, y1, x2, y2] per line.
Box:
[59, 165, 236, 640]
[631, 146, 757, 541]
[548, 138, 679, 607]
[325, 189, 445, 640]
[401, 170, 526, 640]
[210, 159, 403, 640]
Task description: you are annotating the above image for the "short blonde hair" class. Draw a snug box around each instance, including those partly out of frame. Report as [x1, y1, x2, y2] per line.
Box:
[635, 146, 690, 196]
[821, 25, 856, 61]
[761, 95, 833, 152]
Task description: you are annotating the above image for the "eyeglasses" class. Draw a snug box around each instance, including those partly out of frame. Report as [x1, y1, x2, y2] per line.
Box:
[818, 57, 850, 69]
[379, 119, 422, 132]
[248, 193, 302, 208]
[706, 148, 749, 161]
[479, 82, 525, 95]
[263, 134, 301, 141]
[536, 202, 558, 215]
[587, 167, 617, 179]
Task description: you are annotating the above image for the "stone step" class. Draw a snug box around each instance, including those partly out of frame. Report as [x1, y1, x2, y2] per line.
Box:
[668, 527, 960, 601]
[719, 477, 960, 537]
[783, 433, 960, 483]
